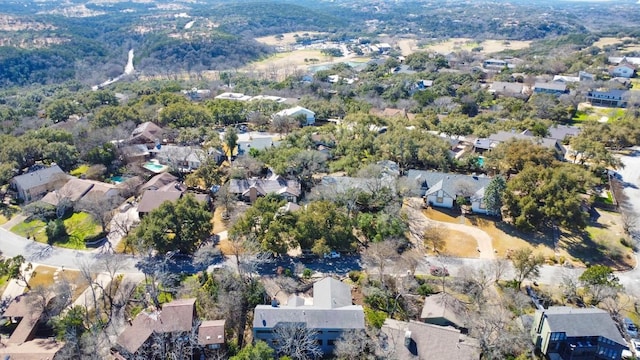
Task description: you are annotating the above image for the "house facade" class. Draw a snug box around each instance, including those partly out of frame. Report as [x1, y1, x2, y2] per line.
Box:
[586, 90, 629, 108]
[253, 277, 365, 355]
[10, 165, 67, 203]
[610, 64, 635, 78]
[531, 307, 626, 360]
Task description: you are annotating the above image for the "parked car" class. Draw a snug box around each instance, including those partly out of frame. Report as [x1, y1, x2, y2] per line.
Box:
[323, 251, 340, 259]
[429, 266, 449, 277]
[624, 318, 638, 338]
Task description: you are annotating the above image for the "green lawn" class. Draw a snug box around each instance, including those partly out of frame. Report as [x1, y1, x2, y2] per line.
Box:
[11, 212, 102, 250]
[572, 107, 626, 124]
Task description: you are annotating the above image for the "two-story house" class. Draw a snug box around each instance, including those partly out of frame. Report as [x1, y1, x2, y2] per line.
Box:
[531, 307, 626, 360]
[586, 89, 629, 108]
[10, 165, 67, 203]
[253, 277, 365, 355]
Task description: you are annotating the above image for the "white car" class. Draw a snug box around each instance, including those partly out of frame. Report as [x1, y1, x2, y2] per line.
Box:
[323, 251, 340, 259]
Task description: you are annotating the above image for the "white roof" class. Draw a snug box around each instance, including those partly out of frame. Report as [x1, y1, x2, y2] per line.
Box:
[275, 106, 315, 117]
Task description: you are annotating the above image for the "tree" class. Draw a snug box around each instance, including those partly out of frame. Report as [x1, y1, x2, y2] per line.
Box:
[215, 184, 236, 220]
[230, 341, 274, 360]
[579, 265, 621, 305]
[484, 175, 506, 216]
[46, 219, 68, 243]
[0, 255, 32, 290]
[510, 248, 544, 288]
[224, 126, 239, 162]
[484, 139, 556, 175]
[362, 240, 400, 281]
[272, 323, 323, 360]
[77, 194, 121, 234]
[423, 223, 446, 253]
[333, 329, 375, 360]
[135, 194, 213, 254]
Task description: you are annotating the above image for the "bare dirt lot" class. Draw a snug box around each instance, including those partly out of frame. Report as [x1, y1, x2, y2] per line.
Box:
[255, 31, 327, 46]
[423, 38, 531, 55]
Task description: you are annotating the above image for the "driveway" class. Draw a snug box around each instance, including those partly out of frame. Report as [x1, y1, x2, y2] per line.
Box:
[404, 198, 495, 259]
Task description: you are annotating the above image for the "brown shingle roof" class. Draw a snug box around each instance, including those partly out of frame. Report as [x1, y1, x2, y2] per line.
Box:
[420, 293, 468, 328]
[3, 294, 48, 345]
[229, 177, 301, 198]
[157, 298, 195, 333]
[141, 173, 179, 192]
[129, 122, 164, 144]
[198, 320, 226, 345]
[137, 190, 182, 213]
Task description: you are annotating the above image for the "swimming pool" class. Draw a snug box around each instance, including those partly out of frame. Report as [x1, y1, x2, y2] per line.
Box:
[477, 156, 485, 167]
[143, 161, 168, 173]
[109, 175, 125, 184]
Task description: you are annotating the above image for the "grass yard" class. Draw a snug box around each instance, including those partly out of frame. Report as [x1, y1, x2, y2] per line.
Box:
[422, 37, 531, 55]
[28, 265, 57, 289]
[0, 204, 20, 225]
[254, 31, 327, 46]
[573, 104, 626, 124]
[11, 212, 102, 250]
[440, 229, 479, 258]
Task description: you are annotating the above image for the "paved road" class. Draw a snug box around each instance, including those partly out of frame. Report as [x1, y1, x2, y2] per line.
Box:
[0, 227, 139, 272]
[613, 148, 640, 295]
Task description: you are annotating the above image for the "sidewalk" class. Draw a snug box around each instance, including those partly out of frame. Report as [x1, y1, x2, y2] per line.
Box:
[0, 214, 27, 230]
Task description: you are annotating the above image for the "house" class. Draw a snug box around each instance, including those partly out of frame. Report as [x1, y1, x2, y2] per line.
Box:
[610, 63, 635, 78]
[120, 144, 150, 162]
[253, 277, 365, 355]
[274, 106, 316, 126]
[553, 75, 580, 83]
[214, 92, 252, 101]
[420, 293, 468, 330]
[235, 132, 280, 155]
[10, 165, 67, 203]
[229, 175, 301, 203]
[531, 307, 626, 360]
[547, 125, 581, 142]
[579, 71, 595, 82]
[483, 58, 516, 70]
[137, 189, 184, 216]
[151, 145, 217, 172]
[41, 178, 120, 207]
[0, 293, 65, 359]
[473, 130, 566, 155]
[115, 298, 226, 359]
[586, 89, 629, 108]
[405, 170, 491, 214]
[489, 81, 525, 98]
[140, 172, 180, 192]
[128, 122, 164, 146]
[608, 56, 640, 66]
[380, 319, 480, 360]
[534, 82, 569, 95]
[182, 87, 212, 101]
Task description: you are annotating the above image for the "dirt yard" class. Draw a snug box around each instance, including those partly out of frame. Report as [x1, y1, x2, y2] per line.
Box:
[422, 38, 531, 55]
[397, 39, 419, 56]
[592, 37, 633, 48]
[254, 31, 327, 46]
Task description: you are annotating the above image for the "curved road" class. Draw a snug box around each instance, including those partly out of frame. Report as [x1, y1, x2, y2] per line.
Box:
[0, 227, 139, 272]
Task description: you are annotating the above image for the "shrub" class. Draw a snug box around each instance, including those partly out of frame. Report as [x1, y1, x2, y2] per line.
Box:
[417, 283, 434, 296]
[46, 219, 67, 243]
[302, 268, 312, 279]
[348, 270, 361, 282]
[621, 238, 633, 249]
[364, 307, 387, 329]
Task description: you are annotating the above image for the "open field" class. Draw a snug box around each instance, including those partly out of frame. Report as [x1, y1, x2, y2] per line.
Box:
[246, 49, 330, 71]
[254, 31, 327, 46]
[422, 38, 531, 55]
[593, 37, 633, 48]
[397, 39, 418, 56]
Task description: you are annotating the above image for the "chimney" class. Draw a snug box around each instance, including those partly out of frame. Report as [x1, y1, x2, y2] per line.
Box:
[271, 299, 279, 308]
[249, 186, 258, 203]
[404, 330, 412, 347]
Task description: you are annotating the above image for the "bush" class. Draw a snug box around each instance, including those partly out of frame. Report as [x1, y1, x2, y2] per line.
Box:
[46, 219, 67, 243]
[621, 238, 634, 249]
[417, 283, 435, 296]
[364, 307, 387, 329]
[348, 270, 361, 282]
[302, 268, 312, 279]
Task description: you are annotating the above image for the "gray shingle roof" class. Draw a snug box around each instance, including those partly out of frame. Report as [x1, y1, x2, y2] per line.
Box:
[381, 319, 480, 360]
[534, 82, 567, 91]
[420, 293, 468, 328]
[489, 81, 524, 94]
[541, 307, 625, 345]
[11, 165, 65, 191]
[253, 277, 364, 330]
[547, 125, 581, 141]
[487, 130, 561, 151]
[405, 170, 490, 198]
[229, 177, 301, 198]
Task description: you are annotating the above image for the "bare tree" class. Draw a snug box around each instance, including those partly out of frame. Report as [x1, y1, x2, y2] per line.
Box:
[489, 258, 510, 283]
[333, 329, 375, 360]
[469, 304, 531, 359]
[77, 193, 122, 233]
[423, 223, 446, 253]
[400, 249, 422, 276]
[362, 240, 400, 281]
[272, 323, 323, 360]
[215, 184, 236, 220]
